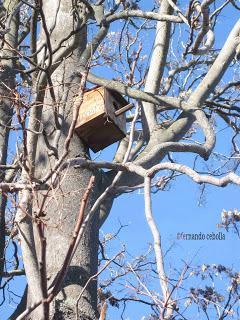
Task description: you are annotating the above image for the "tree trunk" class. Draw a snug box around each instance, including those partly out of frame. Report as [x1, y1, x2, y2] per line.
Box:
[26, 2, 102, 319]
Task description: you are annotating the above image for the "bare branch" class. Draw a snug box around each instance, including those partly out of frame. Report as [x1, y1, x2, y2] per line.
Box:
[106, 10, 183, 23]
[147, 162, 240, 187]
[141, 0, 174, 136]
[144, 177, 171, 313]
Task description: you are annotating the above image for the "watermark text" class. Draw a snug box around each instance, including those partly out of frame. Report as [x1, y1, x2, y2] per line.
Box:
[177, 232, 225, 240]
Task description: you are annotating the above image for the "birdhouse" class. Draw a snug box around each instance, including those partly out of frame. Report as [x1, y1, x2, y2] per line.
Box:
[75, 86, 131, 152]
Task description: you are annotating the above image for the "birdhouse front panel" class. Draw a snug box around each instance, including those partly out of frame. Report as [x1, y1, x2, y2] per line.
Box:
[75, 86, 127, 152]
[76, 86, 105, 127]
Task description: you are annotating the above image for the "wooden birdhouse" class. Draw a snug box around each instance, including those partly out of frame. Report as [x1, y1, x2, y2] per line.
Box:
[75, 86, 131, 152]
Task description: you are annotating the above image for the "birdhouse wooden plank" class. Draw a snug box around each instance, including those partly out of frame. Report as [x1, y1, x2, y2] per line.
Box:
[75, 86, 128, 152]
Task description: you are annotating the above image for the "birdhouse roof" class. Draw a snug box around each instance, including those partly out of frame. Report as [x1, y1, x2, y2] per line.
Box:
[83, 85, 128, 107]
